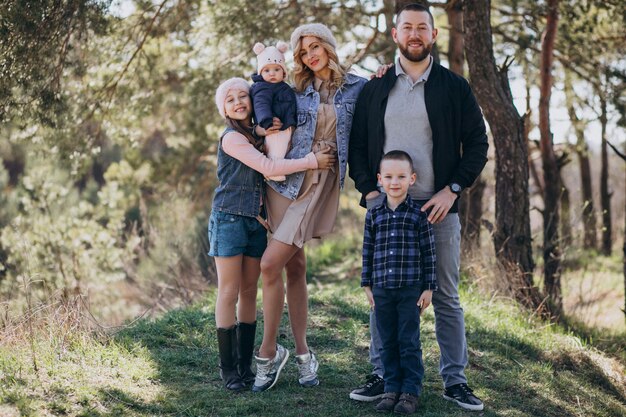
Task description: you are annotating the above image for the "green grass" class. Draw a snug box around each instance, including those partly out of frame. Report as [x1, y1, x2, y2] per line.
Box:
[560, 247, 625, 333]
[1, 254, 625, 416]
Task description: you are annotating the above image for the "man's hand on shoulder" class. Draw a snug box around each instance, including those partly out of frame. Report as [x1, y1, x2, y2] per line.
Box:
[370, 63, 393, 79]
[365, 190, 381, 201]
[420, 186, 458, 224]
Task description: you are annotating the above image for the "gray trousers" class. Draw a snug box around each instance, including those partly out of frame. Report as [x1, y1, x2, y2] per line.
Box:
[366, 196, 468, 388]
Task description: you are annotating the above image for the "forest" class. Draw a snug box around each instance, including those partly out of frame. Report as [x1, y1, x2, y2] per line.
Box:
[0, 1, 624, 416]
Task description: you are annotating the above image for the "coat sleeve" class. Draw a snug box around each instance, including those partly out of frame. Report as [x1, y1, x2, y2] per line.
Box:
[250, 83, 275, 129]
[348, 83, 378, 199]
[281, 88, 297, 129]
[450, 80, 489, 188]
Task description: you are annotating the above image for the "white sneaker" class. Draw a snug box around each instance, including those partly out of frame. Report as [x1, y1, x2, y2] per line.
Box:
[295, 350, 319, 387]
[252, 344, 289, 392]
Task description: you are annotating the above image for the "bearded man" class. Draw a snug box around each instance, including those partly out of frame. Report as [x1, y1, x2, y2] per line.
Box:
[348, 3, 489, 412]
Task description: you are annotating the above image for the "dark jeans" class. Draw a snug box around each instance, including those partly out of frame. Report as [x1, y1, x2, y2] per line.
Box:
[373, 286, 424, 396]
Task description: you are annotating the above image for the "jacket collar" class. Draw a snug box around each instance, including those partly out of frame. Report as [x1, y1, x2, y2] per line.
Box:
[378, 194, 414, 213]
[382, 59, 441, 94]
[302, 72, 360, 96]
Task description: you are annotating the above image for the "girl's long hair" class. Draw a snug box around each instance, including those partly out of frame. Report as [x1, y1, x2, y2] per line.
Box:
[292, 36, 347, 93]
[224, 118, 264, 151]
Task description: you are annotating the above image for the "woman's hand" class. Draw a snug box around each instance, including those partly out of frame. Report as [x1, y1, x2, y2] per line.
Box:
[314, 146, 336, 169]
[255, 117, 283, 136]
[370, 63, 393, 79]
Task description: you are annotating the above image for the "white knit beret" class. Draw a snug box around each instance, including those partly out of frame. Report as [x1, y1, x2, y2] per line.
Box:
[290, 23, 337, 51]
[214, 77, 250, 119]
[253, 41, 289, 76]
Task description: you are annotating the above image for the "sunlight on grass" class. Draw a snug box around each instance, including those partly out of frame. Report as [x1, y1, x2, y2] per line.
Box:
[1, 232, 625, 416]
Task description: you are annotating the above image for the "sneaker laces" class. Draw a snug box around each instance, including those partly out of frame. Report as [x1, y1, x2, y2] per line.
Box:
[459, 384, 474, 395]
[363, 374, 381, 388]
[296, 353, 317, 380]
[255, 358, 272, 380]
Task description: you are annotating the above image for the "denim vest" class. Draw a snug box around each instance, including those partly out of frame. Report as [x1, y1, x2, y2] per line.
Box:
[211, 128, 264, 217]
[267, 73, 366, 200]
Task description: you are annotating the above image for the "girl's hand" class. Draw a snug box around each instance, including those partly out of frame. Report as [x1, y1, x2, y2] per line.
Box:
[314, 146, 336, 169]
[363, 286, 375, 308]
[370, 63, 393, 79]
[417, 290, 433, 315]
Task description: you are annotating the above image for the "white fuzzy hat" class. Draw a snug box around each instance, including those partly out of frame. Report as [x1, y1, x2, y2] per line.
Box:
[253, 41, 289, 76]
[214, 77, 250, 119]
[290, 23, 337, 51]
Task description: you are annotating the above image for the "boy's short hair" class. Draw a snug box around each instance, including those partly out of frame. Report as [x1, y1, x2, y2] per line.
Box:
[379, 150, 415, 173]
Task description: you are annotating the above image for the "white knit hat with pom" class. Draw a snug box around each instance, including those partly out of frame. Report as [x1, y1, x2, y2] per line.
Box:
[214, 77, 250, 119]
[290, 23, 337, 51]
[253, 41, 289, 77]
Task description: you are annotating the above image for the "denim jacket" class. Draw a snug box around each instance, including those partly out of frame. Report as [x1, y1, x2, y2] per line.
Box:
[267, 73, 366, 200]
[211, 128, 264, 217]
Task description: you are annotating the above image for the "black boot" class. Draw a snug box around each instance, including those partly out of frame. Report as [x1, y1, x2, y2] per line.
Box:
[217, 326, 245, 391]
[237, 321, 257, 385]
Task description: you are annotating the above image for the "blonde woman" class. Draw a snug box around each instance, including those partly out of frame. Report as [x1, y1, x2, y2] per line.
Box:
[253, 23, 366, 393]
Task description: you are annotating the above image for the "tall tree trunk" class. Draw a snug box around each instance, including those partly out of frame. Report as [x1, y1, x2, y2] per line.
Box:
[524, 69, 544, 200]
[607, 143, 626, 322]
[599, 94, 612, 255]
[560, 180, 572, 248]
[446, 0, 485, 253]
[460, 178, 486, 253]
[539, 0, 562, 313]
[464, 1, 544, 312]
[446, 0, 464, 75]
[529, 150, 544, 198]
[564, 74, 597, 250]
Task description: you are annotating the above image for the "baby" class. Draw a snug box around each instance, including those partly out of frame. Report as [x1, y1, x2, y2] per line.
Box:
[250, 41, 297, 182]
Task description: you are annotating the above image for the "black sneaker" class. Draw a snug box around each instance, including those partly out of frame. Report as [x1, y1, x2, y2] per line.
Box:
[349, 374, 384, 402]
[443, 383, 484, 411]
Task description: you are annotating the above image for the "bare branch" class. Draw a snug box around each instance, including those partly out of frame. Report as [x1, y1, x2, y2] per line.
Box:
[346, 28, 380, 67]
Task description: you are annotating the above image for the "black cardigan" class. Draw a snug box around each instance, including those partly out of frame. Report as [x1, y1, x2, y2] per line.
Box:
[348, 62, 489, 211]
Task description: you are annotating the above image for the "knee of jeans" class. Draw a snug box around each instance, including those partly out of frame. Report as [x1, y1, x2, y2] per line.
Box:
[432, 293, 462, 310]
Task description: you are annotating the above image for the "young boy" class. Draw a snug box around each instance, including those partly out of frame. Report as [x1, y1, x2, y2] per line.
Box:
[361, 150, 437, 414]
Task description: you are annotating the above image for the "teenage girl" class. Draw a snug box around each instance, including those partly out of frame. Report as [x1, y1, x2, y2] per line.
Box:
[210, 77, 335, 391]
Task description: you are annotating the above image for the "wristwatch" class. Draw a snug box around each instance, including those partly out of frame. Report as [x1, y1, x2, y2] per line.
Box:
[448, 182, 462, 197]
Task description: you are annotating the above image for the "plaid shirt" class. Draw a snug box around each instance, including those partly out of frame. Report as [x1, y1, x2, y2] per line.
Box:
[361, 195, 437, 290]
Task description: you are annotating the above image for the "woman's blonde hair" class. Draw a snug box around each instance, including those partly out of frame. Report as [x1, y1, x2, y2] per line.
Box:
[292, 36, 347, 93]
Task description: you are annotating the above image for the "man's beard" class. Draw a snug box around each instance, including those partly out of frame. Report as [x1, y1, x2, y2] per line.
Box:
[398, 39, 432, 63]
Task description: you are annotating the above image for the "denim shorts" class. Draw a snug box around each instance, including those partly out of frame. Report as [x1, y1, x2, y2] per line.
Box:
[208, 211, 267, 258]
